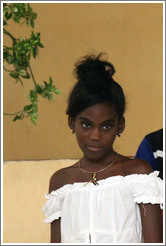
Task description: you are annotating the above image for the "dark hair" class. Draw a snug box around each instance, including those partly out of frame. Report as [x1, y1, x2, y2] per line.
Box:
[66, 53, 126, 118]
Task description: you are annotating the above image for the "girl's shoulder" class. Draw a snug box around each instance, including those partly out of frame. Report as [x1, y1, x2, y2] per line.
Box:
[117, 155, 153, 176]
[49, 161, 80, 192]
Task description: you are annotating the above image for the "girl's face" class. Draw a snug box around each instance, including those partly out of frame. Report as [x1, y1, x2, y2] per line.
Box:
[68, 102, 125, 161]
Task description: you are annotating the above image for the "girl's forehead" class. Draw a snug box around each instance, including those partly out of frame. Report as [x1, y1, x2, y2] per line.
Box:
[76, 102, 118, 120]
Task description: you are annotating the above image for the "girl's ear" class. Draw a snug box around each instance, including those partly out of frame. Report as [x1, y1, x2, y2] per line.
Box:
[118, 116, 125, 136]
[68, 116, 76, 133]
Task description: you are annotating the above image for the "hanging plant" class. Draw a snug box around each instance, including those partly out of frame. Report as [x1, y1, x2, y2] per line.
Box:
[3, 3, 60, 125]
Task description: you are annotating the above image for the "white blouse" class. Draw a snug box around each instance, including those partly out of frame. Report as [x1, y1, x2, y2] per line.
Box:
[42, 171, 163, 243]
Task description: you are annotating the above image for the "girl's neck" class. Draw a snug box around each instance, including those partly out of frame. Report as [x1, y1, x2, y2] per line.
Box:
[81, 150, 117, 170]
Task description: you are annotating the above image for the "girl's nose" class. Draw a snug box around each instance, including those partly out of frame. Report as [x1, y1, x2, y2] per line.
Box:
[90, 127, 101, 141]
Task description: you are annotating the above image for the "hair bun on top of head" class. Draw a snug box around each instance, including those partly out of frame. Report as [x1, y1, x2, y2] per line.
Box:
[74, 53, 115, 86]
[67, 53, 125, 118]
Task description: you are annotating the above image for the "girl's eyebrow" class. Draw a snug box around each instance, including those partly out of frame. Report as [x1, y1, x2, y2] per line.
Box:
[102, 119, 116, 124]
[78, 117, 92, 122]
[78, 117, 115, 124]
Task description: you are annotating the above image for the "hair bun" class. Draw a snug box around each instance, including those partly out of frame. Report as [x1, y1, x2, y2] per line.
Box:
[74, 53, 115, 86]
[67, 53, 125, 118]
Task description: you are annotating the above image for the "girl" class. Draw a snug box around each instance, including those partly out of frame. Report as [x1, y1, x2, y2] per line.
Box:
[42, 54, 163, 243]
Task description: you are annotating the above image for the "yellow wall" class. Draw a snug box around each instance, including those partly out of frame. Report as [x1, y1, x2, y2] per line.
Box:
[3, 3, 163, 159]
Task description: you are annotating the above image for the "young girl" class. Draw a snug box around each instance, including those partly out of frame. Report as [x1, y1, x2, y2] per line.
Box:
[42, 54, 163, 243]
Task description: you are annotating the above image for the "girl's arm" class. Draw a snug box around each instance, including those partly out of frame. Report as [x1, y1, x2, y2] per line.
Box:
[139, 203, 163, 243]
[49, 171, 63, 243]
[50, 219, 61, 243]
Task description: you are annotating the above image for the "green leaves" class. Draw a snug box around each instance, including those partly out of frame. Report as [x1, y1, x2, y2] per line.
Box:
[41, 77, 61, 100]
[9, 71, 19, 79]
[26, 93, 38, 125]
[3, 3, 37, 28]
[23, 104, 33, 111]
[18, 69, 30, 79]
[13, 113, 24, 121]
[3, 31, 44, 72]
[3, 3, 61, 125]
[3, 3, 43, 83]
[28, 89, 38, 102]
[11, 77, 61, 125]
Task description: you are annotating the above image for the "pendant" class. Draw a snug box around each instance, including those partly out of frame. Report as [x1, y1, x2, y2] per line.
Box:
[92, 172, 99, 185]
[84, 172, 99, 186]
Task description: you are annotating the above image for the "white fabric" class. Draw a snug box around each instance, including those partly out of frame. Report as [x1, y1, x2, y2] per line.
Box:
[42, 171, 163, 243]
[153, 150, 163, 158]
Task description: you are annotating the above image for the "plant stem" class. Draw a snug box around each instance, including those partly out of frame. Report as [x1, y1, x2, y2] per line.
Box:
[3, 66, 24, 73]
[3, 110, 24, 116]
[28, 64, 37, 88]
[3, 28, 16, 41]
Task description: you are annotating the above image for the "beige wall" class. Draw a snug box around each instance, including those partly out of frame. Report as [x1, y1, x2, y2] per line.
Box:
[3, 3, 163, 160]
[3, 160, 77, 243]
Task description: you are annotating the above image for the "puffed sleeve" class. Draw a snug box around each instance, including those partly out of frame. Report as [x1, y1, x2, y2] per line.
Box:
[42, 184, 73, 223]
[42, 190, 64, 223]
[128, 171, 163, 208]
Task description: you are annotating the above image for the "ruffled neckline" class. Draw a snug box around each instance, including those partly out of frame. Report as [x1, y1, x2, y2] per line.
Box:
[46, 171, 160, 198]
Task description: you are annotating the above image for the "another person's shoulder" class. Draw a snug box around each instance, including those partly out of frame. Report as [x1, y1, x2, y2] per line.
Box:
[145, 128, 163, 145]
[146, 128, 163, 139]
[49, 162, 79, 193]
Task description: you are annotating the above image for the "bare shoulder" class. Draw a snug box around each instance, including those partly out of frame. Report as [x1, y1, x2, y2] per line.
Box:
[127, 157, 153, 175]
[117, 155, 153, 176]
[49, 162, 79, 193]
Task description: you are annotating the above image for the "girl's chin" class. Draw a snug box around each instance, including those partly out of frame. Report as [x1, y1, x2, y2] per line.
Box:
[79, 146, 111, 161]
[83, 151, 107, 161]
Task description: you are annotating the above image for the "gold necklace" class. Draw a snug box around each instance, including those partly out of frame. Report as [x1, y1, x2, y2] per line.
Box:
[79, 152, 119, 186]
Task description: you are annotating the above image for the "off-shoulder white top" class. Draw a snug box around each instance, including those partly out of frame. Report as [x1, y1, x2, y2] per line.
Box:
[42, 171, 163, 243]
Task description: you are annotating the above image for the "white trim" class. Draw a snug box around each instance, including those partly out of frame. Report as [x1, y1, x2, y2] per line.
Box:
[153, 150, 163, 159]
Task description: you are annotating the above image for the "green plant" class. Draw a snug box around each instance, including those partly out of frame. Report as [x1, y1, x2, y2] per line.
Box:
[3, 3, 60, 125]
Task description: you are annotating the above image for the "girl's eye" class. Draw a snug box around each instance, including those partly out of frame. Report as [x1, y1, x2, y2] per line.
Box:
[81, 122, 91, 128]
[102, 124, 112, 130]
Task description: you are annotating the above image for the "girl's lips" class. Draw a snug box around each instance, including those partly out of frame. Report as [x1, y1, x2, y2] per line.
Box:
[86, 145, 103, 152]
